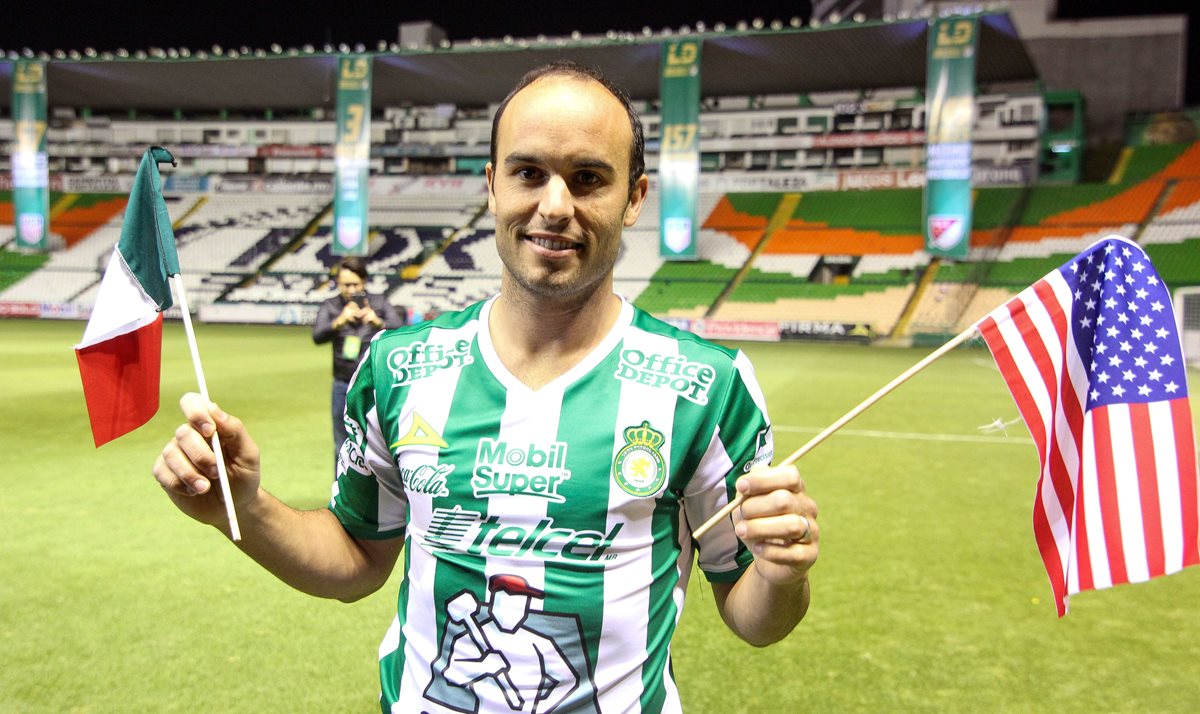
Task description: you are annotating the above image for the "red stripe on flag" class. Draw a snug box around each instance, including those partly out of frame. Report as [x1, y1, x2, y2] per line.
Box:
[1129, 403, 1166, 578]
[1170, 399, 1200, 566]
[979, 314, 1048, 461]
[76, 314, 163, 447]
[1032, 478, 1069, 616]
[1008, 290, 1084, 525]
[1074, 464, 1095, 593]
[1091, 407, 1129, 586]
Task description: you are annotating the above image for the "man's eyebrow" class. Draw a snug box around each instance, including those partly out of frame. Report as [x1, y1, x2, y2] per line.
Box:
[503, 153, 616, 173]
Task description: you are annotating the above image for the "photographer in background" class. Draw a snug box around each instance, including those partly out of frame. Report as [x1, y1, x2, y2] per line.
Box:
[312, 257, 406, 462]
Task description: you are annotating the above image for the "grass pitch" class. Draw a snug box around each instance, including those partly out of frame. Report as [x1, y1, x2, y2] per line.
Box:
[2, 318, 1198, 712]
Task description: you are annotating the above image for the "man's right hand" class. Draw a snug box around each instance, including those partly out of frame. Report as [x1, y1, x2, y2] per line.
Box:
[335, 301, 363, 329]
[153, 393, 262, 528]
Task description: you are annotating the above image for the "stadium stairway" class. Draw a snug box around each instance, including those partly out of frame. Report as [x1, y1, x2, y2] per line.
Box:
[705, 193, 800, 318]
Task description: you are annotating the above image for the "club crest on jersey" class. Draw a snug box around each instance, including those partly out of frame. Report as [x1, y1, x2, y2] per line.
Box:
[472, 439, 571, 502]
[612, 421, 667, 498]
[614, 349, 715, 405]
[387, 339, 473, 387]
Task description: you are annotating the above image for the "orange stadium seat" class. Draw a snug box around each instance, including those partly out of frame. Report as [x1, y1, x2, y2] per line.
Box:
[1160, 178, 1200, 215]
[51, 197, 128, 247]
[1156, 141, 1200, 181]
[1039, 181, 1163, 226]
[701, 196, 770, 230]
[766, 226, 923, 255]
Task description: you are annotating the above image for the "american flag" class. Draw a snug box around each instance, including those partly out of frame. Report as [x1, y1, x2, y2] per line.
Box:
[977, 236, 1198, 616]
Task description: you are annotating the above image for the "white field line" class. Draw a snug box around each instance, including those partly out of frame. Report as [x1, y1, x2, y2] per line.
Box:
[774, 424, 1034, 446]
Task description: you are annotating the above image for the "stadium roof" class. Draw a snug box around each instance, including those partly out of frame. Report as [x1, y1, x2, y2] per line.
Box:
[0, 13, 1038, 111]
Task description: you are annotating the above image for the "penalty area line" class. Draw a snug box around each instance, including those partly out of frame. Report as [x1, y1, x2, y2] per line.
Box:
[773, 424, 1033, 446]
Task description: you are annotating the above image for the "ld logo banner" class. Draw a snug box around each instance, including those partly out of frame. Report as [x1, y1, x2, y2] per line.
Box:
[11, 60, 49, 251]
[922, 16, 976, 260]
[333, 55, 372, 256]
[659, 40, 700, 261]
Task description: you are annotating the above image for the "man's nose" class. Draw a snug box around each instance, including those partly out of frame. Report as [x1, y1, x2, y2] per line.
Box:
[538, 175, 574, 223]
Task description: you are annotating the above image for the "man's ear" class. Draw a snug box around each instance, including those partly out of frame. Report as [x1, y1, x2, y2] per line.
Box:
[485, 162, 497, 215]
[623, 173, 650, 227]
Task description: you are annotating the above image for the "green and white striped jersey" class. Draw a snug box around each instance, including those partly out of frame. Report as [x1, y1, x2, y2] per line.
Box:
[330, 296, 773, 714]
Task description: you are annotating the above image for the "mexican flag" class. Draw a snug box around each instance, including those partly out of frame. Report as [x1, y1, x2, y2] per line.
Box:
[76, 147, 179, 447]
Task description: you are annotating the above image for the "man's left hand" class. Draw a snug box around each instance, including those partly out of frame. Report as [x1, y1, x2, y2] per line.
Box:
[733, 465, 818, 586]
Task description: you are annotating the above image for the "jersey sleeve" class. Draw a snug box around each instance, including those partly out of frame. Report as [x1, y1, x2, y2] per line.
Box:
[328, 335, 409, 540]
[684, 349, 774, 582]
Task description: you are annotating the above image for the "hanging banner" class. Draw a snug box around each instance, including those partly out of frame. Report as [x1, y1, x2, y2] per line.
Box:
[659, 40, 701, 261]
[333, 55, 372, 256]
[923, 16, 976, 260]
[11, 60, 50, 251]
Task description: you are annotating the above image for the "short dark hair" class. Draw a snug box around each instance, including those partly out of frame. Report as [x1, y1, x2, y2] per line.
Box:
[336, 256, 369, 282]
[490, 60, 645, 195]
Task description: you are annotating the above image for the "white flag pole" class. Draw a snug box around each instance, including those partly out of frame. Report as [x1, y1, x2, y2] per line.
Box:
[692, 324, 981, 541]
[170, 275, 242, 542]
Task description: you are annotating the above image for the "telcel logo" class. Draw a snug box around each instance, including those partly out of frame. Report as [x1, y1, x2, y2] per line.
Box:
[387, 339, 473, 386]
[472, 439, 571, 502]
[424, 506, 622, 563]
[614, 349, 715, 405]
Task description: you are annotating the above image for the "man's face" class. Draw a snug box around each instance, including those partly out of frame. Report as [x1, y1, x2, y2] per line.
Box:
[486, 76, 647, 304]
[337, 268, 364, 302]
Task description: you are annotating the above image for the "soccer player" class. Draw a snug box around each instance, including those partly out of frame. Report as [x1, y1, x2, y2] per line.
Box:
[153, 61, 820, 713]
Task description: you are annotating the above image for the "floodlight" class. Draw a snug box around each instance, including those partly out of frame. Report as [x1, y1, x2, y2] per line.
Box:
[392, 42, 402, 52]
[642, 26, 652, 36]
[85, 47, 97, 57]
[167, 48, 179, 58]
[272, 43, 284, 53]
[571, 30, 582, 40]
[338, 43, 349, 53]
[536, 34, 547, 43]
[752, 17, 764, 29]
[254, 49, 266, 57]
[503, 35, 514, 44]
[196, 50, 208, 59]
[695, 21, 706, 32]
[770, 19, 783, 30]
[302, 44, 314, 53]
[134, 50, 146, 59]
[809, 18, 822, 28]
[180, 47, 191, 57]
[438, 39, 451, 49]
[714, 22, 726, 32]
[212, 44, 222, 54]
[735, 20, 748, 31]
[828, 12, 842, 24]
[53, 49, 66, 59]
[790, 16, 802, 27]
[116, 48, 129, 57]
[323, 44, 334, 53]
[150, 47, 165, 58]
[353, 43, 365, 53]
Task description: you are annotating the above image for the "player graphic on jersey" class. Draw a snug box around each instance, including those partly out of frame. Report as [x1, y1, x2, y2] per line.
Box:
[428, 574, 589, 713]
